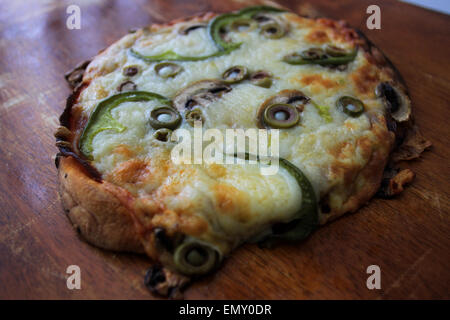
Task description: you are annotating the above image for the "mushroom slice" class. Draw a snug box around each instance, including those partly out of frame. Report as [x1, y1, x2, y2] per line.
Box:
[375, 82, 411, 122]
[173, 80, 231, 111]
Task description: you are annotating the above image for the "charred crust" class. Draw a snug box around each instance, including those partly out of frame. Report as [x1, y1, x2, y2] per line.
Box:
[57, 81, 101, 181]
[57, 146, 102, 181]
[355, 29, 408, 91]
[55, 153, 62, 168]
[144, 264, 190, 299]
[59, 83, 87, 128]
[54, 126, 72, 140]
[154, 228, 174, 253]
[355, 30, 424, 155]
[376, 166, 415, 198]
[153, 228, 185, 254]
[64, 60, 91, 89]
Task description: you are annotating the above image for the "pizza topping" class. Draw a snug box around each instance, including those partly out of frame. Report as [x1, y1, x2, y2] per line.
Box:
[262, 104, 300, 129]
[336, 96, 365, 117]
[79, 91, 171, 159]
[208, 13, 244, 51]
[324, 44, 348, 57]
[117, 80, 137, 92]
[375, 82, 411, 122]
[149, 105, 181, 130]
[173, 80, 231, 111]
[153, 128, 173, 142]
[249, 70, 273, 88]
[222, 65, 249, 84]
[283, 47, 357, 66]
[268, 90, 309, 109]
[301, 47, 327, 60]
[257, 90, 311, 128]
[185, 109, 204, 126]
[173, 239, 220, 275]
[130, 6, 285, 62]
[154, 62, 183, 78]
[230, 18, 257, 32]
[178, 23, 207, 35]
[129, 46, 235, 62]
[122, 65, 140, 77]
[209, 6, 285, 51]
[259, 158, 318, 247]
[260, 20, 286, 39]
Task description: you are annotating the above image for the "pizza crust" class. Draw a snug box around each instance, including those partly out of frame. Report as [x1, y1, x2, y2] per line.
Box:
[58, 156, 144, 253]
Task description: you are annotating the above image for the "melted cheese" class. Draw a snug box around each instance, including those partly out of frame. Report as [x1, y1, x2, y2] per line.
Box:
[78, 12, 391, 253]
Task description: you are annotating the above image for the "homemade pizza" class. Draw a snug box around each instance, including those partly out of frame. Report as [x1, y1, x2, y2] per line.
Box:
[55, 5, 430, 297]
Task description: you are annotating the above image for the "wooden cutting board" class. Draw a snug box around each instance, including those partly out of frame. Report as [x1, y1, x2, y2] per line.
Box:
[0, 0, 448, 299]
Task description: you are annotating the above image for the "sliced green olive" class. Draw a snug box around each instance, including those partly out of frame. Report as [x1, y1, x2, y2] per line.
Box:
[153, 128, 172, 142]
[222, 65, 249, 84]
[260, 21, 285, 39]
[149, 105, 181, 129]
[173, 240, 219, 275]
[185, 109, 204, 126]
[155, 62, 183, 78]
[262, 103, 299, 128]
[250, 70, 272, 88]
[337, 96, 365, 117]
[325, 45, 347, 57]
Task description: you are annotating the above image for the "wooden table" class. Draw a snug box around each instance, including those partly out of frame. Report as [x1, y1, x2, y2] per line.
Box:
[0, 0, 448, 299]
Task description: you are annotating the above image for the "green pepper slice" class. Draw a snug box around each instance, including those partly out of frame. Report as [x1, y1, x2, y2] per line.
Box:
[283, 49, 357, 66]
[208, 12, 245, 51]
[79, 91, 170, 159]
[130, 6, 286, 63]
[129, 46, 236, 63]
[209, 6, 286, 51]
[231, 153, 317, 246]
[259, 158, 318, 247]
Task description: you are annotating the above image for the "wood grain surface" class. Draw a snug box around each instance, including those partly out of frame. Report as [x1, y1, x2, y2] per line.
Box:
[0, 0, 448, 299]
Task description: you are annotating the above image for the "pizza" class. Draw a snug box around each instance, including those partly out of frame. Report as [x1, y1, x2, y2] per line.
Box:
[55, 5, 429, 297]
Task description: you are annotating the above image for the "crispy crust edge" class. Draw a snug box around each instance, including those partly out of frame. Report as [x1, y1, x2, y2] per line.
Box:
[58, 156, 144, 253]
